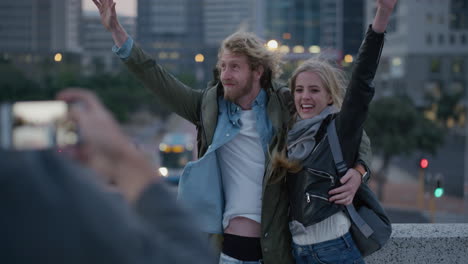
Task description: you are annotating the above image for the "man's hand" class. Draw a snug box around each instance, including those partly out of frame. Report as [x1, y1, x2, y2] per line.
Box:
[92, 0, 118, 31]
[328, 168, 362, 205]
[57, 88, 157, 203]
[92, 0, 128, 46]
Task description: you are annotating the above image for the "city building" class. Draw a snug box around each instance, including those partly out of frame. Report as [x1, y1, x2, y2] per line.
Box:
[203, 0, 264, 45]
[365, 0, 468, 124]
[265, 0, 365, 57]
[0, 0, 82, 78]
[136, 0, 204, 80]
[82, 11, 136, 75]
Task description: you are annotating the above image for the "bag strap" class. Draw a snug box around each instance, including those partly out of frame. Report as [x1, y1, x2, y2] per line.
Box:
[327, 119, 374, 238]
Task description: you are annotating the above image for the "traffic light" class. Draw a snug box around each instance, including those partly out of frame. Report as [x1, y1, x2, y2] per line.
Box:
[420, 158, 429, 169]
[434, 179, 444, 198]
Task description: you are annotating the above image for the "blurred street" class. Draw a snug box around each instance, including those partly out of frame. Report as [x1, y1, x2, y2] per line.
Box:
[125, 112, 468, 224]
[370, 153, 468, 223]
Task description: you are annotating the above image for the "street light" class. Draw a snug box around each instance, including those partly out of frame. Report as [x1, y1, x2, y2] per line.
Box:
[266, 40, 279, 50]
[392, 57, 402, 66]
[159, 52, 168, 59]
[309, 45, 321, 54]
[54, 53, 62, 62]
[194, 53, 204, 63]
[434, 178, 444, 198]
[282, 32, 291, 40]
[344, 54, 354, 63]
[194, 53, 205, 84]
[420, 158, 429, 169]
[292, 45, 304, 53]
[418, 158, 429, 208]
[279, 45, 290, 53]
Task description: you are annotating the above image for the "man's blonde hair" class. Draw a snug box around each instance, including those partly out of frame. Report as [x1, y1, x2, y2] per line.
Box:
[289, 58, 347, 109]
[218, 31, 283, 87]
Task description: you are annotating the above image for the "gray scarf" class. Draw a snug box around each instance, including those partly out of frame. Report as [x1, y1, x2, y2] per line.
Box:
[287, 106, 338, 161]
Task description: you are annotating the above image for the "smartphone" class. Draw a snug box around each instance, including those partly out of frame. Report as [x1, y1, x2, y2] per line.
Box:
[0, 100, 79, 150]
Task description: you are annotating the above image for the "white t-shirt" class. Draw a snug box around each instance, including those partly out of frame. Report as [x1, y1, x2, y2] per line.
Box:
[217, 110, 265, 229]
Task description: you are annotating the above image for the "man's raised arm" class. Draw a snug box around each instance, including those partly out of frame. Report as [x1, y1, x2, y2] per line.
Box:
[92, 0, 128, 47]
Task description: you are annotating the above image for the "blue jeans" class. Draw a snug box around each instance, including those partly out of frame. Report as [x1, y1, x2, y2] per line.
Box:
[219, 253, 263, 264]
[291, 232, 365, 264]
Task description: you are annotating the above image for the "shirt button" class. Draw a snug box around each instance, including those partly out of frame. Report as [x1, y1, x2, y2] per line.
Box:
[226, 133, 230, 137]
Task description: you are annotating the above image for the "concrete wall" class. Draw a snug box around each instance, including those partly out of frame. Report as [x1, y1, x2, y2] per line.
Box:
[366, 224, 468, 264]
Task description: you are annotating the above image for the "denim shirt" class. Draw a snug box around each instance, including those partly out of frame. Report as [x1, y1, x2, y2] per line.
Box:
[112, 39, 274, 233]
[112, 37, 134, 59]
[177, 90, 273, 234]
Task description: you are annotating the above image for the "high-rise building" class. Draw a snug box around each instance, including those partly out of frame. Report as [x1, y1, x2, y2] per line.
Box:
[264, 0, 365, 60]
[0, 0, 82, 79]
[265, 0, 320, 47]
[136, 0, 203, 75]
[342, 0, 365, 56]
[365, 0, 468, 113]
[82, 12, 136, 75]
[0, 0, 82, 54]
[203, 0, 263, 46]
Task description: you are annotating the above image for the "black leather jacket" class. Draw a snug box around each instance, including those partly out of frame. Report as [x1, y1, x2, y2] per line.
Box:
[288, 26, 385, 227]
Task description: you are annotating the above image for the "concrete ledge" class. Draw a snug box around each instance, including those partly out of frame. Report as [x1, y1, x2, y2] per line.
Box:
[366, 224, 468, 264]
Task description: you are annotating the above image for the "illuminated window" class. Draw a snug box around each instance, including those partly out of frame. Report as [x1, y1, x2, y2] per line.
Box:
[427, 13, 433, 24]
[451, 58, 464, 74]
[430, 58, 441, 73]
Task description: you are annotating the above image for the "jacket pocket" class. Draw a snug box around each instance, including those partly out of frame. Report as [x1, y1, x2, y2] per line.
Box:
[305, 168, 336, 186]
[300, 168, 341, 226]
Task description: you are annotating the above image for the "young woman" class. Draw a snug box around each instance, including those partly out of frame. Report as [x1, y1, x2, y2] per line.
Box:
[279, 1, 397, 263]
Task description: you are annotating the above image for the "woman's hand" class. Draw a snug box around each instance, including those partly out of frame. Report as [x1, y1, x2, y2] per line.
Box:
[377, 0, 398, 13]
[372, 0, 398, 33]
[328, 168, 362, 205]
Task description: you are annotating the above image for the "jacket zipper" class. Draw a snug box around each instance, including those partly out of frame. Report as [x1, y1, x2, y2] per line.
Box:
[305, 167, 336, 186]
[305, 192, 329, 203]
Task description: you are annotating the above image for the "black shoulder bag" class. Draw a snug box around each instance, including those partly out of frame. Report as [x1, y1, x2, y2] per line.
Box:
[327, 119, 392, 257]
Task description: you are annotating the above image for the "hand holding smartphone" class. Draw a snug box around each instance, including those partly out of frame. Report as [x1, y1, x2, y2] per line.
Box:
[0, 101, 79, 150]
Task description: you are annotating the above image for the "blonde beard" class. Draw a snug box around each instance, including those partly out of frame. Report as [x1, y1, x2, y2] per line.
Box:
[223, 74, 254, 103]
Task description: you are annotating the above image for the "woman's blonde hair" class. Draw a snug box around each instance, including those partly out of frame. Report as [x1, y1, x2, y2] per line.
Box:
[289, 57, 347, 109]
[271, 58, 349, 177]
[218, 31, 283, 88]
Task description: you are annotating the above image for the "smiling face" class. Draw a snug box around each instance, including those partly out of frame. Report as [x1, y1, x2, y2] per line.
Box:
[293, 71, 333, 119]
[218, 50, 261, 104]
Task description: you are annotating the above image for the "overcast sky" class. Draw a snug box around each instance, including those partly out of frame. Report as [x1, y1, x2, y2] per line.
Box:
[82, 0, 136, 17]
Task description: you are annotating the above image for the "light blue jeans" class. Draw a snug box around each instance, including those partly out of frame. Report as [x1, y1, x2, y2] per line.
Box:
[219, 253, 263, 264]
[291, 232, 365, 264]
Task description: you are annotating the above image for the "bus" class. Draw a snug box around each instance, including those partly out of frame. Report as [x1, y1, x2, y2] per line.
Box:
[157, 132, 195, 184]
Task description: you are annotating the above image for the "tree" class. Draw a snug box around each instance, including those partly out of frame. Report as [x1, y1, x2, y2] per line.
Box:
[436, 91, 464, 128]
[0, 62, 43, 101]
[0, 61, 169, 123]
[365, 96, 444, 200]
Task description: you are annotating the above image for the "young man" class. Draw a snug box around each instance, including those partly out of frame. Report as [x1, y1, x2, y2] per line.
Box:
[92, 1, 372, 263]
